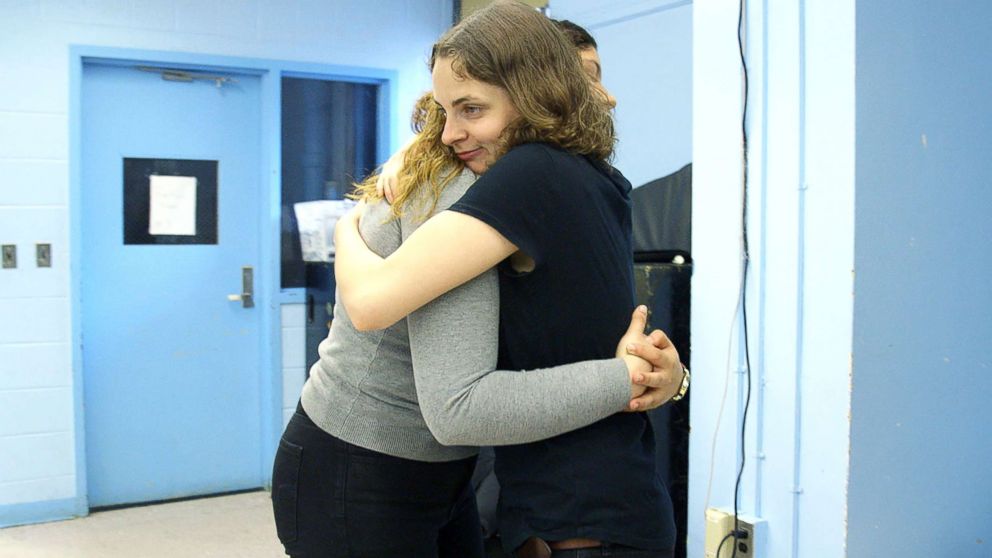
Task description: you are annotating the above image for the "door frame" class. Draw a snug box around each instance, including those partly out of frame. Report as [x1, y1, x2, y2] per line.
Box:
[69, 46, 395, 516]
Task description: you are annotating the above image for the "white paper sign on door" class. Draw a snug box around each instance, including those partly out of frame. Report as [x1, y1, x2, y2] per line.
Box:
[149, 175, 197, 236]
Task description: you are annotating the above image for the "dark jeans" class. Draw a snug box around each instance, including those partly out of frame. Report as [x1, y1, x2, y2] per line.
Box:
[512, 538, 674, 558]
[272, 403, 485, 558]
[548, 545, 674, 558]
[543, 544, 674, 558]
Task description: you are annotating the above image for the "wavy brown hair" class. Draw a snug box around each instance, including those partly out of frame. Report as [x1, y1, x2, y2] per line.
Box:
[431, 0, 616, 163]
[354, 1, 613, 217]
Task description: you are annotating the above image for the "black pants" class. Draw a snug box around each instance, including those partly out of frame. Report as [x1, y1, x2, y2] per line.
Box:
[271, 404, 485, 558]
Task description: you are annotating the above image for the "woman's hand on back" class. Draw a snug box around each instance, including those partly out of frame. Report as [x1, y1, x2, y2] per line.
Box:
[375, 151, 403, 203]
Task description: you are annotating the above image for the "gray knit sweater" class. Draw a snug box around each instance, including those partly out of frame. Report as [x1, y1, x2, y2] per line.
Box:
[300, 169, 631, 462]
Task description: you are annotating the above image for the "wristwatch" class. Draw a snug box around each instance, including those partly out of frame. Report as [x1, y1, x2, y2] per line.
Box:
[671, 363, 690, 402]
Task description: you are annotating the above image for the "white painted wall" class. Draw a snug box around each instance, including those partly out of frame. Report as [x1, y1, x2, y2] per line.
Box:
[0, 0, 451, 524]
[550, 0, 692, 188]
[692, 1, 855, 556]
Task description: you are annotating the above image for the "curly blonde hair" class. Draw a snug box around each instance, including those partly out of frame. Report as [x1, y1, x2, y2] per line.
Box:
[352, 92, 463, 220]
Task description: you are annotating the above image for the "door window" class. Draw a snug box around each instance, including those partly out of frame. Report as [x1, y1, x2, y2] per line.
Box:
[280, 78, 379, 289]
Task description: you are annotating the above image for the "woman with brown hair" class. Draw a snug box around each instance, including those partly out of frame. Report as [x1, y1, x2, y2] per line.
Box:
[332, 2, 680, 556]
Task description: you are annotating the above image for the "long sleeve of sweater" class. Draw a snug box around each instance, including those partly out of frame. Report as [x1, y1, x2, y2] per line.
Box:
[406, 269, 631, 446]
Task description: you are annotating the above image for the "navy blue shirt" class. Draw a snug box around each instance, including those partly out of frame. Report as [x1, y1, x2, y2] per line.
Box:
[450, 143, 675, 551]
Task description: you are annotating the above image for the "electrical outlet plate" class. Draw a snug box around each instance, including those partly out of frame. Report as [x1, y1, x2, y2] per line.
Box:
[733, 518, 756, 558]
[36, 243, 51, 268]
[734, 515, 767, 558]
[2, 244, 15, 269]
[704, 508, 766, 558]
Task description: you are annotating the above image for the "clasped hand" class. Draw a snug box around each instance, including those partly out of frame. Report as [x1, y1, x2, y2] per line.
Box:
[616, 305, 682, 412]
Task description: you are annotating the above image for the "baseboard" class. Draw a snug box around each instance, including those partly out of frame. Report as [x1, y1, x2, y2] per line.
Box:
[0, 496, 87, 528]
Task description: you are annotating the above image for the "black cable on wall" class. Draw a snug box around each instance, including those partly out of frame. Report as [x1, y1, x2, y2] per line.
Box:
[732, 0, 753, 555]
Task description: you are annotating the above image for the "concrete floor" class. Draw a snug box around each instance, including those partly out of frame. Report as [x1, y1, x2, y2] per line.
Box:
[0, 491, 286, 558]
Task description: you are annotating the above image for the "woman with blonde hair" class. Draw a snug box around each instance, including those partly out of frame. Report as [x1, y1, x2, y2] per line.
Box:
[332, 1, 680, 556]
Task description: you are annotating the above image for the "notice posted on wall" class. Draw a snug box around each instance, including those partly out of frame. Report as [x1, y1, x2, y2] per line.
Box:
[149, 175, 197, 236]
[293, 199, 357, 262]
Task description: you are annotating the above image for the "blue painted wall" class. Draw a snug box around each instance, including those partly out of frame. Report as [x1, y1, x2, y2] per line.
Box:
[850, 2, 992, 556]
[0, 0, 451, 525]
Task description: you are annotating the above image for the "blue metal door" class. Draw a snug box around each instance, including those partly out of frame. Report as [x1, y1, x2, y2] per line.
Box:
[81, 62, 264, 507]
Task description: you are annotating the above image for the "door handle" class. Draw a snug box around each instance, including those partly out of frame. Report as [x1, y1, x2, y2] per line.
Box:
[226, 266, 254, 308]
